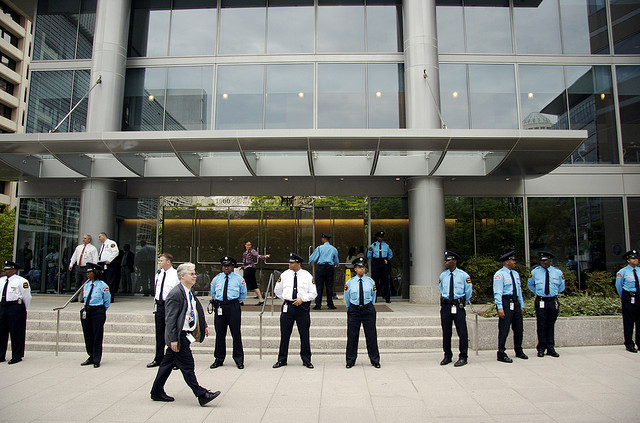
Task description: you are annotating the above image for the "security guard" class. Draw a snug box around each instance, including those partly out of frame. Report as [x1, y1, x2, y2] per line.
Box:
[493, 251, 527, 363]
[98, 232, 119, 301]
[527, 251, 565, 358]
[80, 262, 111, 368]
[439, 251, 472, 367]
[273, 253, 317, 369]
[366, 231, 393, 303]
[615, 249, 640, 353]
[344, 257, 380, 369]
[0, 261, 31, 364]
[309, 232, 339, 310]
[210, 256, 247, 369]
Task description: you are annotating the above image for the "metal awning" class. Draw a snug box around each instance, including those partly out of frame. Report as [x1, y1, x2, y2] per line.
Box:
[0, 128, 587, 180]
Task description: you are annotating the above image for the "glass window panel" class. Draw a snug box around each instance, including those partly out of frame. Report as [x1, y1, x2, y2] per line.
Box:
[229, 208, 262, 257]
[527, 197, 577, 269]
[436, 2, 464, 53]
[162, 208, 194, 263]
[122, 67, 167, 131]
[513, 0, 561, 54]
[74, 0, 96, 59]
[628, 198, 640, 252]
[219, 2, 266, 55]
[465, 1, 512, 54]
[165, 66, 213, 130]
[468, 64, 517, 129]
[610, 0, 640, 54]
[33, 0, 81, 60]
[60, 198, 80, 293]
[266, 3, 314, 53]
[566, 66, 618, 164]
[439, 63, 469, 129]
[366, 4, 402, 52]
[474, 198, 525, 261]
[197, 208, 228, 262]
[617, 66, 640, 163]
[26, 71, 73, 133]
[445, 197, 474, 259]
[128, 0, 171, 57]
[318, 63, 366, 128]
[318, 4, 365, 53]
[70, 70, 90, 132]
[215, 65, 264, 129]
[263, 209, 297, 263]
[265, 64, 313, 129]
[519, 65, 567, 130]
[169, 1, 217, 56]
[367, 63, 405, 129]
[560, 0, 609, 54]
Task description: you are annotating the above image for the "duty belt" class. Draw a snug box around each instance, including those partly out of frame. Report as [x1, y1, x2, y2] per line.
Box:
[218, 299, 239, 305]
[84, 304, 105, 310]
[1, 300, 19, 305]
[440, 297, 464, 306]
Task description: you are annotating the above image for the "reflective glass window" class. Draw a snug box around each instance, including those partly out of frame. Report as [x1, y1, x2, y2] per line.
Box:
[318, 63, 366, 128]
[318, 1, 365, 53]
[265, 64, 313, 129]
[367, 63, 405, 129]
[70, 70, 90, 132]
[474, 197, 525, 261]
[169, 0, 217, 56]
[122, 67, 167, 131]
[611, 0, 640, 54]
[560, 0, 609, 54]
[436, 1, 464, 53]
[128, 0, 171, 57]
[468, 64, 517, 129]
[566, 66, 618, 164]
[366, 3, 402, 52]
[215, 65, 264, 129]
[266, 1, 314, 53]
[513, 0, 561, 54]
[617, 66, 640, 163]
[465, 1, 512, 54]
[165, 66, 213, 130]
[527, 197, 577, 270]
[439, 63, 469, 129]
[628, 198, 640, 252]
[519, 65, 567, 130]
[445, 197, 474, 259]
[219, 1, 266, 55]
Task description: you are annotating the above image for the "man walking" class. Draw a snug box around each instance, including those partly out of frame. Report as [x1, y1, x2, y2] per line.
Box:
[309, 232, 339, 310]
[367, 231, 393, 303]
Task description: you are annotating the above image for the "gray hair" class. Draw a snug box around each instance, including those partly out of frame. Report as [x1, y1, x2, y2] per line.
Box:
[83, 234, 92, 241]
[176, 262, 196, 278]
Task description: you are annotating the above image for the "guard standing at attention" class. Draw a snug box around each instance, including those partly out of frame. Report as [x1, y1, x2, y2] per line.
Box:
[367, 231, 393, 303]
[528, 251, 565, 358]
[439, 251, 472, 367]
[493, 251, 527, 363]
[309, 232, 339, 310]
[98, 232, 119, 301]
[615, 249, 640, 353]
[210, 256, 247, 369]
[273, 253, 317, 369]
[0, 261, 31, 364]
[80, 262, 111, 368]
[344, 257, 380, 369]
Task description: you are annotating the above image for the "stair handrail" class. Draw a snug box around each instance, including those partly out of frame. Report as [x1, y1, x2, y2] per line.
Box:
[52, 281, 88, 356]
[258, 272, 277, 359]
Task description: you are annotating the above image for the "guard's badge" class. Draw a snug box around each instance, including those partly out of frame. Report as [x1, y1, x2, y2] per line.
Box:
[373, 284, 377, 292]
[617, 273, 623, 278]
[494, 274, 502, 280]
[23, 282, 29, 289]
[241, 280, 246, 285]
[104, 287, 109, 292]
[344, 284, 348, 291]
[466, 277, 471, 284]
[276, 277, 281, 284]
[528, 272, 533, 279]
[111, 243, 115, 248]
[312, 278, 315, 285]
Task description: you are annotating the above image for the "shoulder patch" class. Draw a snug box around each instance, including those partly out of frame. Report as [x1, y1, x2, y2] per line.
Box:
[617, 273, 623, 278]
[23, 282, 29, 289]
[373, 284, 377, 292]
[528, 272, 533, 278]
[466, 277, 471, 284]
[494, 274, 502, 280]
[241, 280, 246, 286]
[312, 278, 315, 285]
[276, 277, 281, 284]
[344, 283, 348, 291]
[103, 287, 109, 292]
[561, 274, 565, 280]
[111, 243, 115, 248]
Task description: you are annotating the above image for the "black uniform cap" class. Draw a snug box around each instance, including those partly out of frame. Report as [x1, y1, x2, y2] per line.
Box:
[623, 249, 639, 260]
[321, 232, 331, 239]
[537, 251, 555, 261]
[85, 262, 104, 272]
[352, 257, 367, 267]
[444, 250, 461, 261]
[3, 260, 20, 270]
[220, 256, 237, 266]
[498, 251, 517, 262]
[289, 253, 304, 263]
[374, 231, 385, 238]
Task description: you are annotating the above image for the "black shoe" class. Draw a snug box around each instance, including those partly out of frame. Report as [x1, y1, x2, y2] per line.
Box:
[626, 347, 638, 353]
[547, 350, 560, 358]
[151, 392, 175, 402]
[210, 361, 223, 369]
[515, 352, 528, 360]
[440, 357, 452, 366]
[256, 302, 264, 306]
[7, 358, 22, 365]
[346, 363, 354, 369]
[327, 305, 337, 309]
[303, 362, 314, 369]
[147, 360, 160, 368]
[497, 355, 513, 363]
[93, 363, 100, 368]
[272, 361, 287, 368]
[385, 299, 391, 303]
[537, 351, 544, 357]
[237, 364, 244, 369]
[198, 390, 221, 407]
[372, 363, 381, 368]
[312, 306, 321, 310]
[454, 358, 467, 367]
[80, 359, 94, 366]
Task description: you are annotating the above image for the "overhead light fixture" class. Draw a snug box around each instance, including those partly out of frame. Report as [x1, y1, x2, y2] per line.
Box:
[148, 95, 154, 101]
[298, 92, 304, 98]
[452, 92, 458, 98]
[222, 93, 228, 99]
[528, 92, 534, 99]
[375, 91, 382, 98]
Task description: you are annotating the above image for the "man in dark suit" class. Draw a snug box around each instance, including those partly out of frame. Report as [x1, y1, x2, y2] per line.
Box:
[150, 262, 220, 407]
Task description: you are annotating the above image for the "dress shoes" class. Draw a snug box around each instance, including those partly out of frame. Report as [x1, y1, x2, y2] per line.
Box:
[7, 358, 22, 365]
[537, 351, 545, 357]
[93, 363, 100, 368]
[453, 358, 467, 367]
[440, 357, 452, 366]
[497, 355, 513, 363]
[626, 347, 638, 353]
[256, 302, 264, 306]
[327, 305, 337, 309]
[80, 359, 94, 366]
[198, 390, 221, 407]
[515, 352, 529, 360]
[303, 362, 314, 369]
[237, 364, 244, 369]
[385, 299, 391, 303]
[312, 306, 321, 310]
[272, 361, 287, 368]
[547, 350, 560, 358]
[346, 363, 354, 369]
[146, 360, 160, 368]
[210, 361, 223, 369]
[151, 392, 175, 402]
[372, 363, 381, 368]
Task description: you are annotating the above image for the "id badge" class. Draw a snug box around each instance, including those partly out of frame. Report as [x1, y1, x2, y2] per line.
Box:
[632, 296, 636, 305]
[154, 303, 157, 312]
[217, 307, 223, 316]
[509, 302, 514, 311]
[81, 310, 87, 320]
[451, 305, 457, 314]
[283, 304, 288, 313]
[186, 333, 196, 344]
[539, 300, 544, 308]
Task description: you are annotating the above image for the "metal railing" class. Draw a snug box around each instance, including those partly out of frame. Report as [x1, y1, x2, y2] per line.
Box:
[52, 281, 87, 356]
[467, 301, 490, 356]
[258, 272, 278, 359]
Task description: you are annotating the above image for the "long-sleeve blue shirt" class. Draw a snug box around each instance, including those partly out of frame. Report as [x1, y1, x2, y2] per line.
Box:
[344, 275, 376, 308]
[309, 241, 339, 266]
[616, 265, 639, 297]
[82, 280, 111, 309]
[366, 241, 393, 260]
[210, 272, 247, 302]
[438, 267, 472, 304]
[527, 266, 565, 297]
[493, 266, 525, 309]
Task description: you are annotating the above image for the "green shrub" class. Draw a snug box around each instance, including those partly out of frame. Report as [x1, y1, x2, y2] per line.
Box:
[0, 208, 15, 263]
[478, 293, 621, 318]
[585, 270, 617, 298]
[555, 264, 579, 296]
[461, 255, 533, 303]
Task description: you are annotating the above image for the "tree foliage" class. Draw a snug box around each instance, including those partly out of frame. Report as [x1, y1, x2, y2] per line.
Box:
[0, 208, 16, 263]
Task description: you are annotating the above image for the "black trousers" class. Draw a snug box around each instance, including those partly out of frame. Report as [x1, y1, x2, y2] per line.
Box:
[315, 264, 335, 307]
[74, 267, 87, 293]
[535, 296, 559, 352]
[81, 305, 106, 364]
[621, 291, 640, 349]
[0, 303, 27, 361]
[440, 302, 468, 359]
[278, 301, 311, 364]
[371, 259, 391, 300]
[104, 264, 118, 300]
[151, 331, 207, 398]
[346, 303, 380, 365]
[214, 301, 244, 365]
[153, 303, 166, 363]
[498, 296, 523, 356]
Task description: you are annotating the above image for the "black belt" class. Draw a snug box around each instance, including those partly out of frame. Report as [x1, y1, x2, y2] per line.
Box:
[1, 300, 19, 305]
[536, 296, 557, 301]
[77, 265, 87, 269]
[319, 263, 333, 266]
[441, 297, 465, 306]
[84, 304, 105, 310]
[155, 300, 165, 306]
[284, 300, 311, 305]
[351, 303, 373, 309]
[218, 299, 239, 305]
[372, 257, 387, 260]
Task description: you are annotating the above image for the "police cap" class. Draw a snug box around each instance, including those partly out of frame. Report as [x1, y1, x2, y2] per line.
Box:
[444, 250, 461, 261]
[220, 256, 237, 266]
[537, 251, 555, 261]
[321, 232, 331, 239]
[374, 231, 385, 238]
[3, 260, 20, 270]
[623, 249, 639, 260]
[85, 262, 103, 272]
[289, 253, 304, 263]
[498, 251, 517, 262]
[352, 257, 367, 267]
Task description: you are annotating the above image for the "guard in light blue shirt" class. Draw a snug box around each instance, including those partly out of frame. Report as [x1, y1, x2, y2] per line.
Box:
[493, 251, 527, 363]
[615, 249, 640, 353]
[527, 251, 565, 358]
[210, 256, 247, 369]
[366, 231, 394, 303]
[80, 262, 111, 368]
[309, 232, 339, 310]
[344, 257, 380, 369]
[438, 251, 472, 367]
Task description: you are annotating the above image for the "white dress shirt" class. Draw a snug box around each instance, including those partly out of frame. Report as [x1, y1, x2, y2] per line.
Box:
[98, 238, 119, 263]
[274, 268, 317, 302]
[69, 243, 98, 268]
[154, 267, 180, 302]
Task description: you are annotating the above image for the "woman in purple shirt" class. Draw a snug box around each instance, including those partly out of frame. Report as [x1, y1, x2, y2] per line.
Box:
[242, 240, 270, 306]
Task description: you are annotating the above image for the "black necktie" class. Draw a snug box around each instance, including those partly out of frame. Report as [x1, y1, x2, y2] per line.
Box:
[85, 282, 95, 306]
[159, 271, 166, 301]
[359, 278, 364, 306]
[292, 272, 298, 300]
[544, 268, 550, 296]
[633, 268, 639, 300]
[378, 242, 382, 258]
[99, 244, 104, 260]
[1, 277, 8, 303]
[510, 270, 517, 305]
[449, 272, 455, 301]
[223, 274, 229, 301]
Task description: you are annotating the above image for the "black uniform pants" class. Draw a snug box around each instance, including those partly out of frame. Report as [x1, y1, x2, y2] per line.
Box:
[104, 264, 118, 300]
[371, 258, 390, 300]
[440, 301, 468, 359]
[151, 331, 208, 398]
[535, 296, 559, 353]
[621, 291, 640, 349]
[74, 267, 87, 293]
[346, 303, 380, 366]
[0, 303, 27, 361]
[278, 301, 311, 364]
[214, 301, 244, 365]
[498, 296, 523, 356]
[153, 303, 166, 363]
[315, 264, 335, 307]
[81, 305, 106, 364]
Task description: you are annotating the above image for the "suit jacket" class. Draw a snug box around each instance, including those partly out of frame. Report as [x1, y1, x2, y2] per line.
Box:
[164, 283, 208, 349]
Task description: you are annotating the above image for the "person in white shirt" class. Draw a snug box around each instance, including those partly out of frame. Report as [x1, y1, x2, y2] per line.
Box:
[68, 234, 98, 301]
[147, 253, 180, 368]
[98, 232, 119, 301]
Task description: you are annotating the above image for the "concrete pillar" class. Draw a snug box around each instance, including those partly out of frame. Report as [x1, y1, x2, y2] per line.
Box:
[79, 179, 117, 248]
